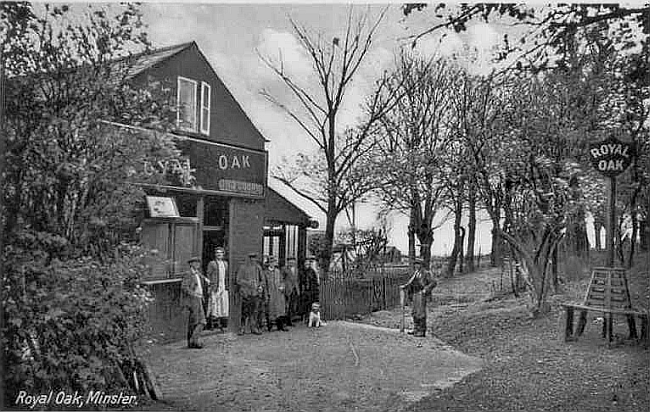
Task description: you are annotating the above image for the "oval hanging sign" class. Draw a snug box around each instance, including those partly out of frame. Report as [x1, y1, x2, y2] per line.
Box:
[588, 136, 635, 177]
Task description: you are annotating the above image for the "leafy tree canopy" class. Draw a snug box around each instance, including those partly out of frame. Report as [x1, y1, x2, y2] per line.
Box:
[403, 3, 649, 71]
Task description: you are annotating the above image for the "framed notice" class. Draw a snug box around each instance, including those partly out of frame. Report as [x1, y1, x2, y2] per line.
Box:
[146, 196, 180, 218]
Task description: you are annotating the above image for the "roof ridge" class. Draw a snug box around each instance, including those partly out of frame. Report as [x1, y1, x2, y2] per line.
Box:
[111, 41, 195, 64]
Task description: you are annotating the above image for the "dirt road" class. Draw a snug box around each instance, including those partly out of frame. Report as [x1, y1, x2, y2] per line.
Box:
[145, 321, 483, 412]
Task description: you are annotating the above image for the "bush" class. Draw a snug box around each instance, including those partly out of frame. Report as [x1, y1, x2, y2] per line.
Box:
[2, 232, 153, 403]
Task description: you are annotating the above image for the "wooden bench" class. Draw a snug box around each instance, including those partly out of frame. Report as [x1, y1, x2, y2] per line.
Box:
[562, 303, 649, 344]
[562, 267, 649, 345]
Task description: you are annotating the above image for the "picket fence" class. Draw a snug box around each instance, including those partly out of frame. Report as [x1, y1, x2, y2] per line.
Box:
[319, 273, 411, 320]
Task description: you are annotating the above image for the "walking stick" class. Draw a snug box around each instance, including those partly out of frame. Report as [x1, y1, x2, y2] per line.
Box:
[399, 287, 406, 333]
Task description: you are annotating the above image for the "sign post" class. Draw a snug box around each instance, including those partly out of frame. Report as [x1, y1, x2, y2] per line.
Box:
[588, 135, 635, 266]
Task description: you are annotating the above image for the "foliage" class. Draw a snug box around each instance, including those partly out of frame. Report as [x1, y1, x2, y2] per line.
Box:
[1, 3, 182, 402]
[307, 232, 330, 264]
[334, 227, 389, 276]
[403, 3, 649, 71]
[3, 241, 153, 398]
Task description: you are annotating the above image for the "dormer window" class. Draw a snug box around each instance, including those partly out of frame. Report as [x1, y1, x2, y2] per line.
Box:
[177, 76, 197, 132]
[200, 82, 211, 135]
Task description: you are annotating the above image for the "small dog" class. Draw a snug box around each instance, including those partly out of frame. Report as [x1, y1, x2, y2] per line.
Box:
[308, 302, 326, 327]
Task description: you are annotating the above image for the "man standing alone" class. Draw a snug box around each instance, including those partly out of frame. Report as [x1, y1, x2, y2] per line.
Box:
[236, 252, 264, 335]
[181, 256, 211, 348]
[400, 258, 436, 337]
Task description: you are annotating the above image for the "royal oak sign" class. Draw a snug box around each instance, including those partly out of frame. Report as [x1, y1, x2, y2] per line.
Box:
[588, 136, 635, 177]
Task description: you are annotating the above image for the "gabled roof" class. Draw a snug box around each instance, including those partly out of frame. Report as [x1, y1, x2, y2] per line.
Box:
[112, 42, 194, 79]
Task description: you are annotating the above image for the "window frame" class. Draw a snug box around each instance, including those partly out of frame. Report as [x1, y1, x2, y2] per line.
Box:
[200, 81, 211, 135]
[177, 76, 198, 132]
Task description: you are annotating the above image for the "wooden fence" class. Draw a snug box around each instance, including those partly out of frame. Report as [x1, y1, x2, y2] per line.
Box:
[319, 274, 411, 320]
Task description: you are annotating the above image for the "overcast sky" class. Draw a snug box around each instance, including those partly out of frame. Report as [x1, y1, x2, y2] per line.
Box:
[135, 2, 520, 255]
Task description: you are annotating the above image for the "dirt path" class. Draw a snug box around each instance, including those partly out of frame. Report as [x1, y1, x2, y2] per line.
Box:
[357, 262, 650, 412]
[144, 322, 483, 412]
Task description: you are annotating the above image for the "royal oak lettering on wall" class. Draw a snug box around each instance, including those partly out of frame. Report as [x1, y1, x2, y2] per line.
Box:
[588, 136, 635, 177]
[217, 154, 251, 170]
[176, 139, 267, 198]
[143, 158, 196, 187]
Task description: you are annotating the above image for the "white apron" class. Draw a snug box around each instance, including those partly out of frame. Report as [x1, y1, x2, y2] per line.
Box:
[207, 260, 229, 318]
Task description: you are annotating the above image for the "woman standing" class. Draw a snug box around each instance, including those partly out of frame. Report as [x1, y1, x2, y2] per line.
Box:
[265, 256, 288, 331]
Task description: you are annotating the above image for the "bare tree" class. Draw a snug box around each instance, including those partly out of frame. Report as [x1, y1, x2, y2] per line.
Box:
[260, 8, 399, 275]
[369, 52, 457, 267]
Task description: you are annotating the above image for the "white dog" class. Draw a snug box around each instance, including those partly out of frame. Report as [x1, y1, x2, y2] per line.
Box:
[308, 302, 326, 327]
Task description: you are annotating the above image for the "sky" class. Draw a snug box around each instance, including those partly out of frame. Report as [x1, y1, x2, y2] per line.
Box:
[134, 1, 515, 256]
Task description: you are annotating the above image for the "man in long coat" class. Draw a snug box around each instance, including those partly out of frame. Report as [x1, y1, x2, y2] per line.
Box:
[206, 246, 229, 332]
[264, 256, 288, 331]
[235, 252, 264, 335]
[281, 257, 300, 326]
[400, 258, 436, 337]
[181, 256, 211, 348]
[299, 257, 319, 321]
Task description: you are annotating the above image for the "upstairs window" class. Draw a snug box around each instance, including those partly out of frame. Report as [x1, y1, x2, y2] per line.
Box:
[177, 77, 197, 132]
[200, 82, 211, 135]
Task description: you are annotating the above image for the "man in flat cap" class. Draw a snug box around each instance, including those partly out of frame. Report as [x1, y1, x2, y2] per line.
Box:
[181, 256, 211, 348]
[281, 257, 300, 326]
[235, 252, 264, 335]
[299, 256, 319, 322]
[400, 258, 436, 337]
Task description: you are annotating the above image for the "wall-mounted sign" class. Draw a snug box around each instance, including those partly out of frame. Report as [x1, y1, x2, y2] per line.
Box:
[588, 136, 635, 177]
[176, 138, 267, 198]
[146, 196, 180, 217]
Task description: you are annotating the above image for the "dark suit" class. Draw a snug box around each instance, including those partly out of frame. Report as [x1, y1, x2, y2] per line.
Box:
[299, 266, 319, 319]
[235, 260, 263, 334]
[181, 267, 208, 346]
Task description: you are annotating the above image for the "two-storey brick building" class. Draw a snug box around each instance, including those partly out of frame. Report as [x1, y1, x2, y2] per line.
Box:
[111, 42, 314, 338]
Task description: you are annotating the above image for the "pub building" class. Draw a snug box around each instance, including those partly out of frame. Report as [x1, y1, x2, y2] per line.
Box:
[111, 42, 316, 338]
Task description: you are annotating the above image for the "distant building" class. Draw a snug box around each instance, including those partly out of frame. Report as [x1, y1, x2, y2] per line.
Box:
[382, 246, 403, 264]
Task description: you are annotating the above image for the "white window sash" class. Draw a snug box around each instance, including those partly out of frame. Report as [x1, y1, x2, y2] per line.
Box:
[200, 81, 211, 135]
[177, 76, 197, 132]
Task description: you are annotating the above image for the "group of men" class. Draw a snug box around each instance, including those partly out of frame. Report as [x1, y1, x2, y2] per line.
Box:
[181, 248, 320, 348]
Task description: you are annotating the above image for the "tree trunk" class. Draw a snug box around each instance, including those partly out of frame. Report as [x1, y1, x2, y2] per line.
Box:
[445, 197, 463, 278]
[571, 207, 589, 258]
[322, 196, 337, 280]
[627, 188, 640, 268]
[408, 208, 416, 266]
[640, 220, 648, 251]
[593, 216, 603, 250]
[498, 229, 556, 317]
[465, 184, 476, 272]
[490, 214, 501, 267]
[458, 226, 465, 274]
[418, 234, 433, 269]
[552, 245, 559, 293]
